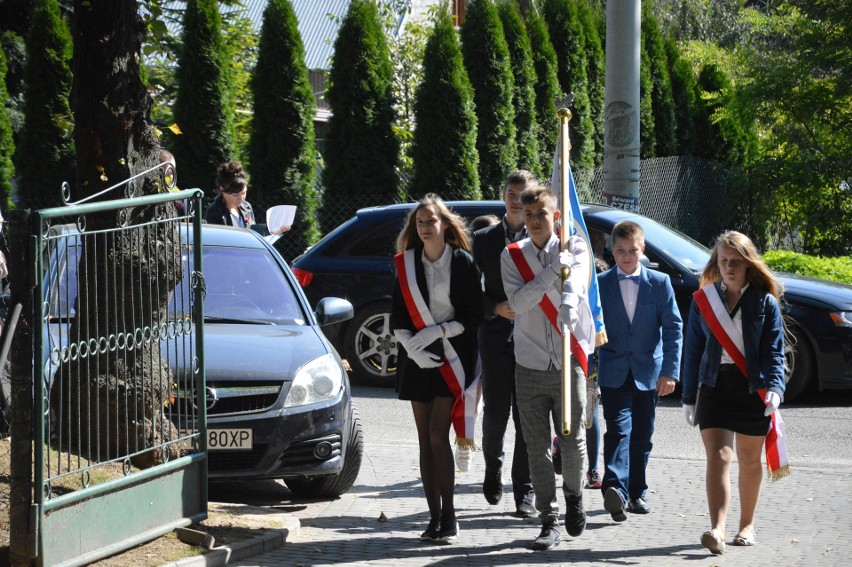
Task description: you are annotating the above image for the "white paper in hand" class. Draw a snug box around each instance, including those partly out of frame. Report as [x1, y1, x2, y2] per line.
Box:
[266, 205, 297, 234]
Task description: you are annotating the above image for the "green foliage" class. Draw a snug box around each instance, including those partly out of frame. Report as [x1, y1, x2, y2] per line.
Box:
[249, 0, 318, 257]
[525, 8, 560, 178]
[0, 48, 15, 209]
[16, 0, 73, 209]
[764, 250, 852, 286]
[638, 41, 655, 158]
[575, 0, 605, 166]
[664, 37, 700, 156]
[541, 0, 595, 170]
[497, 0, 540, 178]
[461, 0, 517, 199]
[695, 64, 757, 167]
[410, 7, 479, 200]
[221, 7, 258, 166]
[389, 17, 429, 177]
[172, 0, 235, 193]
[322, 0, 399, 230]
[642, 8, 678, 156]
[1, 32, 26, 141]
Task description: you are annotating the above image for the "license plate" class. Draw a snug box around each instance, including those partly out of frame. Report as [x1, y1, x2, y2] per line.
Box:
[208, 428, 253, 450]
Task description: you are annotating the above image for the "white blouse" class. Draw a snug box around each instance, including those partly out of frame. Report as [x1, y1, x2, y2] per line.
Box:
[422, 243, 454, 325]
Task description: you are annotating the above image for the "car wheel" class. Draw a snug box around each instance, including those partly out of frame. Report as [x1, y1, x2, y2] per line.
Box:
[784, 327, 815, 402]
[343, 302, 398, 387]
[285, 403, 364, 499]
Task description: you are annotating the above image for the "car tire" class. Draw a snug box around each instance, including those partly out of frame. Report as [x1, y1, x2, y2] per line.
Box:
[285, 403, 364, 499]
[343, 302, 398, 387]
[784, 327, 815, 402]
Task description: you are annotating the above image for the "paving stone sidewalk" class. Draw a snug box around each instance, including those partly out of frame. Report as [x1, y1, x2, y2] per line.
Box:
[231, 443, 850, 566]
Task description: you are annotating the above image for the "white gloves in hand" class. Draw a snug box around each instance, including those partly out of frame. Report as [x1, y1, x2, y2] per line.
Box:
[557, 250, 573, 269]
[764, 391, 781, 416]
[407, 348, 443, 369]
[558, 303, 579, 332]
[407, 324, 444, 352]
[441, 321, 464, 338]
[682, 404, 696, 426]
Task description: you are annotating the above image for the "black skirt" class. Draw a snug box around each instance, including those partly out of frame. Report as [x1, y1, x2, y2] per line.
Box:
[697, 364, 771, 436]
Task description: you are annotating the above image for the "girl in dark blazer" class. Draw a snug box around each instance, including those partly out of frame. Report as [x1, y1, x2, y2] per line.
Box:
[391, 193, 482, 543]
[204, 162, 256, 228]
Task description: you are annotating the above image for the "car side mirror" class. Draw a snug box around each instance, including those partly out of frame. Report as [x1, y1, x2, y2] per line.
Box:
[315, 297, 354, 326]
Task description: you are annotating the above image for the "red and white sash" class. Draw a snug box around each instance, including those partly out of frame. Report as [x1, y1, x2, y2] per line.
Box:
[395, 249, 478, 445]
[693, 285, 790, 481]
[507, 242, 588, 375]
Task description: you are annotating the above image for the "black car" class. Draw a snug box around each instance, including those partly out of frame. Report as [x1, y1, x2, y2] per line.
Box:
[43, 224, 364, 498]
[291, 202, 852, 401]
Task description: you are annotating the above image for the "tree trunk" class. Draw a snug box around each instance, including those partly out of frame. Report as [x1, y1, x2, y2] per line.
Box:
[63, 0, 181, 467]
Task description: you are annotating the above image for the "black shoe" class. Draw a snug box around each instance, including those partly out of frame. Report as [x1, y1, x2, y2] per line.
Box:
[529, 520, 561, 550]
[515, 501, 536, 518]
[438, 518, 459, 541]
[483, 475, 503, 505]
[627, 497, 651, 514]
[564, 495, 586, 537]
[419, 519, 441, 542]
[604, 487, 627, 522]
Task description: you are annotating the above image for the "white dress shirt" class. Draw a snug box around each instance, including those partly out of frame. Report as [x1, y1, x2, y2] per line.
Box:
[422, 243, 454, 325]
[616, 265, 642, 323]
[719, 282, 749, 365]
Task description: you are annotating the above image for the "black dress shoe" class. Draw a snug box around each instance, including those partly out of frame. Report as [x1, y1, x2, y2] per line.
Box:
[438, 518, 459, 541]
[627, 497, 651, 514]
[483, 476, 503, 505]
[564, 495, 586, 537]
[604, 487, 627, 522]
[529, 520, 561, 550]
[515, 501, 536, 518]
[419, 519, 441, 542]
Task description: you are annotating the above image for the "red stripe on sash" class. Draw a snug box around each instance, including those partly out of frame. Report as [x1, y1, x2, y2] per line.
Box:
[507, 243, 588, 375]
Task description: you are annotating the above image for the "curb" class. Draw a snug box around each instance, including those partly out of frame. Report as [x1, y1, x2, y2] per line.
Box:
[160, 510, 301, 567]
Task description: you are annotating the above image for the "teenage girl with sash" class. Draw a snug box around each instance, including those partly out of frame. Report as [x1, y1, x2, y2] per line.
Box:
[681, 231, 788, 555]
[390, 193, 483, 543]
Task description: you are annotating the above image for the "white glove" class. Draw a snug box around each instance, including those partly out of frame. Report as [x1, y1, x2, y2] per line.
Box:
[441, 321, 464, 338]
[558, 303, 579, 332]
[407, 325, 444, 352]
[682, 404, 696, 426]
[556, 250, 573, 269]
[407, 348, 443, 369]
[764, 391, 781, 416]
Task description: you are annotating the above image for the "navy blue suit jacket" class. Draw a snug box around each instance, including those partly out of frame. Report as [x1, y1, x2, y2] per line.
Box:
[597, 265, 683, 390]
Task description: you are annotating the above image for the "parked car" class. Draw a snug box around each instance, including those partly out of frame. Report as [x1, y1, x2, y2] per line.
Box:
[43, 223, 363, 498]
[291, 202, 852, 401]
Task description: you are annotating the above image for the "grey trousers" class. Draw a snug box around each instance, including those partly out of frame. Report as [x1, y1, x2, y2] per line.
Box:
[515, 361, 587, 522]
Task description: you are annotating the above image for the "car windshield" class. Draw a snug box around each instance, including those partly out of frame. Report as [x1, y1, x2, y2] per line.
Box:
[638, 218, 711, 272]
[173, 246, 307, 325]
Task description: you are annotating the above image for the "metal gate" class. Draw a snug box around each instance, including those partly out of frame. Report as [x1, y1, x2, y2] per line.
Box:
[11, 164, 208, 566]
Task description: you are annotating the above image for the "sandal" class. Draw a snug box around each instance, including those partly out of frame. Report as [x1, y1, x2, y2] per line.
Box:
[701, 530, 726, 555]
[732, 531, 756, 546]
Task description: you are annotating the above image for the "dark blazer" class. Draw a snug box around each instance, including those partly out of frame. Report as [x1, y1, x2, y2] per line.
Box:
[597, 265, 683, 390]
[472, 221, 513, 345]
[204, 195, 256, 227]
[390, 246, 483, 389]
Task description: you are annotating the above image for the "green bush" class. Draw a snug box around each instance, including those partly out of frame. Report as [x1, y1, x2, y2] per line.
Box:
[764, 250, 852, 285]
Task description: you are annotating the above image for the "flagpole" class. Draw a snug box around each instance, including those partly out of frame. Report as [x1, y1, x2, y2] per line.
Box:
[558, 105, 573, 436]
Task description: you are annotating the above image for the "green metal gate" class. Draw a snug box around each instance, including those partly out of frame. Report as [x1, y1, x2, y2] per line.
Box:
[15, 164, 208, 566]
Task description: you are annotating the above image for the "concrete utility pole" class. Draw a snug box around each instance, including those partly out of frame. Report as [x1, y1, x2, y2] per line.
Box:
[602, 0, 641, 212]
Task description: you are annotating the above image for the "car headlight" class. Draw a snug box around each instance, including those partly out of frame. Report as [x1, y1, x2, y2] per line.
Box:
[829, 311, 852, 327]
[284, 354, 344, 408]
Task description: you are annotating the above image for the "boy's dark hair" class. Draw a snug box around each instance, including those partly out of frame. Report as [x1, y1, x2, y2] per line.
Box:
[520, 186, 557, 210]
[504, 170, 537, 192]
[470, 214, 500, 232]
[216, 161, 248, 194]
[611, 220, 645, 245]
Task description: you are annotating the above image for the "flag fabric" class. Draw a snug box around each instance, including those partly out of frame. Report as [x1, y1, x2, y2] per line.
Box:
[550, 136, 607, 347]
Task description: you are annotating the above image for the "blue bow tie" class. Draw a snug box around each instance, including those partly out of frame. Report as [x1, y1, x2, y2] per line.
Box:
[618, 273, 641, 284]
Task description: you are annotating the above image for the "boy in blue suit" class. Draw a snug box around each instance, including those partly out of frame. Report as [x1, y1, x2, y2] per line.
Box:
[597, 221, 683, 522]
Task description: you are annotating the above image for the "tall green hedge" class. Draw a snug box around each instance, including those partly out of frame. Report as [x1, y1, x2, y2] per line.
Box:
[172, 0, 235, 193]
[17, 0, 73, 209]
[576, 0, 605, 166]
[410, 7, 479, 201]
[497, 1, 540, 178]
[461, 0, 517, 199]
[639, 40, 656, 158]
[525, 8, 561, 178]
[322, 0, 399, 228]
[665, 37, 700, 156]
[696, 64, 758, 167]
[642, 8, 678, 156]
[249, 0, 319, 258]
[0, 48, 15, 209]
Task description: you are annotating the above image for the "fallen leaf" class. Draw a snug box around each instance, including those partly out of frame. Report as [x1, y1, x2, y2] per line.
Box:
[378, 512, 388, 522]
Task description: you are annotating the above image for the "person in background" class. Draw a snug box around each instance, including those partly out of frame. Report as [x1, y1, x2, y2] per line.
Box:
[681, 231, 786, 555]
[473, 171, 536, 518]
[391, 194, 483, 543]
[500, 187, 595, 551]
[597, 220, 683, 523]
[205, 161, 256, 228]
